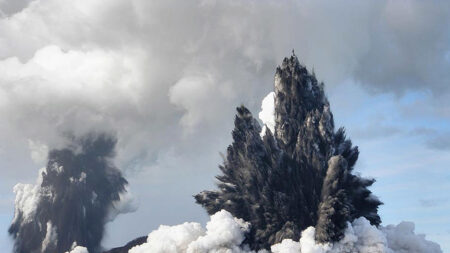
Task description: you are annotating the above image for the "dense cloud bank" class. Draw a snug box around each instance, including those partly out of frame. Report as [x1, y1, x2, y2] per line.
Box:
[9, 134, 134, 253]
[1, 0, 450, 181]
[195, 55, 381, 250]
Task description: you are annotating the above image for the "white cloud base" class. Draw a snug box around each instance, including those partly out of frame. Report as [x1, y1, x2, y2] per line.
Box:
[126, 210, 442, 253]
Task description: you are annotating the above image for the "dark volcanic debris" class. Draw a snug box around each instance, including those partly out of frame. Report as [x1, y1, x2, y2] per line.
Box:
[195, 53, 382, 250]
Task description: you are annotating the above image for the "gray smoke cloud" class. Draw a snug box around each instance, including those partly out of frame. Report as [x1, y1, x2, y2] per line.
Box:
[126, 210, 442, 253]
[8, 133, 134, 253]
[1, 0, 449, 174]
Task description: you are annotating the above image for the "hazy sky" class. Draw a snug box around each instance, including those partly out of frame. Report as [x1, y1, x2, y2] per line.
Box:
[0, 0, 449, 252]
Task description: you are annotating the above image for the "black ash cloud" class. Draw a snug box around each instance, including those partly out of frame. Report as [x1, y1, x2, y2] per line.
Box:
[195, 54, 382, 250]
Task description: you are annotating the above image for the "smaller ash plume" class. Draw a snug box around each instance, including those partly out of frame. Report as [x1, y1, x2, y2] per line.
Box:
[195, 53, 382, 250]
[9, 133, 134, 253]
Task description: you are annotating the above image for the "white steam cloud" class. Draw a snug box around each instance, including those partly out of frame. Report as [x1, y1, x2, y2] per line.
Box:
[259, 91, 275, 137]
[11, 167, 48, 224]
[95, 210, 443, 253]
[271, 217, 442, 253]
[66, 246, 89, 253]
[129, 210, 250, 253]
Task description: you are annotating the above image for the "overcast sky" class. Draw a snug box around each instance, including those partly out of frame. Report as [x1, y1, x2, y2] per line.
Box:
[0, 0, 449, 252]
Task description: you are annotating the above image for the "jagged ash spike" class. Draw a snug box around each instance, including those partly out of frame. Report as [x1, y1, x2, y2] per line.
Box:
[196, 105, 280, 249]
[315, 156, 351, 243]
[332, 127, 382, 226]
[274, 54, 331, 156]
[274, 55, 337, 223]
[195, 53, 382, 250]
[9, 134, 129, 253]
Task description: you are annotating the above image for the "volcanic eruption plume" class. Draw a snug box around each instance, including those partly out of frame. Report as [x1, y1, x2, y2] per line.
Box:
[195, 53, 383, 250]
[129, 53, 441, 253]
[9, 133, 134, 253]
[8, 54, 443, 253]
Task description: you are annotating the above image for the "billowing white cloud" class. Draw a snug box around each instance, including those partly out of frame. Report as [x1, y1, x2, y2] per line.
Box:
[65, 246, 89, 253]
[125, 210, 443, 253]
[129, 210, 250, 253]
[271, 217, 442, 253]
[11, 167, 47, 224]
